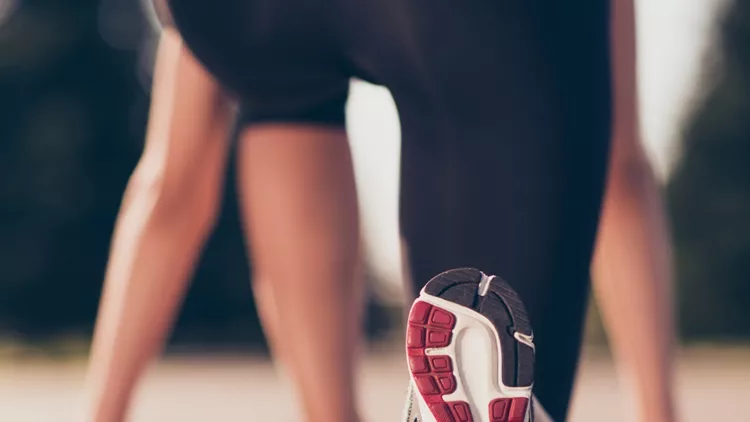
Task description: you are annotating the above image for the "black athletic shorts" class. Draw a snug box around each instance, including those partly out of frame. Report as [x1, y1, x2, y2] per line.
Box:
[160, 1, 612, 420]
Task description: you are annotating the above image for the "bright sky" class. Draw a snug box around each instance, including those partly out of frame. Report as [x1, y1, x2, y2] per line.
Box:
[347, 0, 727, 293]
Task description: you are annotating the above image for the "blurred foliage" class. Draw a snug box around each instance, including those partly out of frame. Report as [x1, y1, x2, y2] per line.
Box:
[668, 0, 750, 341]
[0, 2, 394, 349]
[1, 0, 749, 348]
[0, 2, 154, 338]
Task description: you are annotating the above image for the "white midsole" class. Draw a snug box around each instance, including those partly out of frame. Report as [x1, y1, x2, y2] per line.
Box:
[411, 293, 533, 422]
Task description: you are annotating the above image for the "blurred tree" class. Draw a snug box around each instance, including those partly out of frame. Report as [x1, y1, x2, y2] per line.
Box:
[6, 0, 747, 349]
[668, 0, 750, 341]
[0, 2, 392, 349]
[0, 2, 151, 337]
[0, 2, 267, 346]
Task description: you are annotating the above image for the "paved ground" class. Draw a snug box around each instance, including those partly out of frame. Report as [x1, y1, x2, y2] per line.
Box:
[1, 347, 749, 422]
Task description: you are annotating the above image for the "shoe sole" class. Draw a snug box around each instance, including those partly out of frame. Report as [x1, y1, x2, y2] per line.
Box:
[406, 268, 535, 422]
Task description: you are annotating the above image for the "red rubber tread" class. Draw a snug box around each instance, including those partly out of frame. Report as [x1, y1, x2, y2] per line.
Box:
[509, 398, 529, 422]
[407, 301, 472, 422]
[429, 356, 452, 372]
[489, 398, 529, 422]
[410, 301, 432, 324]
[451, 402, 472, 421]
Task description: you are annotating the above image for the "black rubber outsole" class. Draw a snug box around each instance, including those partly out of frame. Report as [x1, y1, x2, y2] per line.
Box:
[423, 267, 535, 388]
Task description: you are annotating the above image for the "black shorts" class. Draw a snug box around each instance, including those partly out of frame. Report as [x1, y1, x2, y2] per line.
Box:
[164, 1, 612, 420]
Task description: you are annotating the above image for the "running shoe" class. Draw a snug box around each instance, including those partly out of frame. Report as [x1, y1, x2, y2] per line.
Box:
[403, 268, 535, 422]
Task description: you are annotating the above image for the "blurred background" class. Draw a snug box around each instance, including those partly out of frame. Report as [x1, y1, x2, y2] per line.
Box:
[1, 0, 749, 421]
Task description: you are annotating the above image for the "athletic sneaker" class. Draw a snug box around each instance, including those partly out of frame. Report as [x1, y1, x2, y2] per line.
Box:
[403, 268, 536, 422]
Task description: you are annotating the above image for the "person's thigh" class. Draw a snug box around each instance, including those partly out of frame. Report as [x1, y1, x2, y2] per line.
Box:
[346, 2, 612, 420]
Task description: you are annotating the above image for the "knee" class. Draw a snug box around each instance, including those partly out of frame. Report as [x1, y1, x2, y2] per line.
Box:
[608, 153, 656, 196]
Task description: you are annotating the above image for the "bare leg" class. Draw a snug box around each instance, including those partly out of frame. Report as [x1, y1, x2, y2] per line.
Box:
[251, 276, 287, 359]
[592, 143, 677, 422]
[81, 29, 233, 422]
[237, 125, 363, 422]
[252, 272, 365, 367]
[591, 1, 677, 421]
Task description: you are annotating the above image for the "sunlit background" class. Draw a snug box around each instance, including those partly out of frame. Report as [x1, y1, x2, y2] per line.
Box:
[1, 0, 749, 421]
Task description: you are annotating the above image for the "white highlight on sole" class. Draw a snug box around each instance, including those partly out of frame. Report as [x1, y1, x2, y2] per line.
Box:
[477, 273, 494, 297]
[412, 293, 534, 422]
[514, 332, 535, 350]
